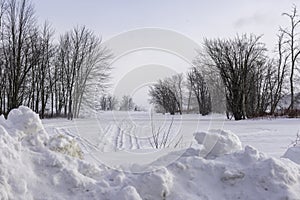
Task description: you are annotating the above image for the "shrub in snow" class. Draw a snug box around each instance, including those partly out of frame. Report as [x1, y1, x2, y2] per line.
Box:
[193, 129, 242, 158]
[49, 134, 83, 159]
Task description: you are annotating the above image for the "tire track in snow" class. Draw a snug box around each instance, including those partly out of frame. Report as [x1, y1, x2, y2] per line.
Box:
[130, 123, 140, 150]
[115, 122, 122, 151]
[127, 122, 135, 150]
[114, 118, 137, 151]
[97, 123, 114, 151]
[54, 117, 144, 152]
[57, 128, 98, 154]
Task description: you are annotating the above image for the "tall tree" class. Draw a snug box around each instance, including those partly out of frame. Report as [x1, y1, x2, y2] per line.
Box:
[204, 34, 267, 120]
[165, 74, 184, 114]
[267, 33, 289, 114]
[2, 0, 38, 113]
[56, 26, 112, 119]
[37, 22, 55, 118]
[281, 5, 300, 110]
[0, 0, 7, 115]
[187, 67, 211, 115]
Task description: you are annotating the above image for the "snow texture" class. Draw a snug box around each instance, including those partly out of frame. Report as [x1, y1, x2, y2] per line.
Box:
[283, 146, 300, 164]
[0, 106, 300, 199]
[193, 129, 243, 158]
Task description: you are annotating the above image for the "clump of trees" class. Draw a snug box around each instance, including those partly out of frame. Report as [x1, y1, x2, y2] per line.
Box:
[203, 34, 268, 120]
[196, 5, 300, 120]
[149, 72, 212, 115]
[99, 94, 118, 111]
[150, 5, 300, 120]
[200, 31, 299, 120]
[149, 79, 181, 115]
[119, 95, 135, 111]
[0, 0, 112, 119]
[97, 94, 139, 111]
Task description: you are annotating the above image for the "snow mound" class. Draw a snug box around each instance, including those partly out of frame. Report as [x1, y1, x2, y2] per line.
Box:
[282, 146, 300, 164]
[0, 106, 300, 199]
[3, 106, 49, 146]
[164, 145, 300, 200]
[193, 129, 242, 158]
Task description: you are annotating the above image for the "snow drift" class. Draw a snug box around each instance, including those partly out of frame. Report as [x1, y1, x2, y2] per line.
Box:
[193, 129, 242, 158]
[0, 106, 300, 199]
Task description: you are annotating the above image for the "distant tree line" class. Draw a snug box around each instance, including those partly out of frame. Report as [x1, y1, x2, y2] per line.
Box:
[98, 94, 141, 111]
[0, 0, 112, 119]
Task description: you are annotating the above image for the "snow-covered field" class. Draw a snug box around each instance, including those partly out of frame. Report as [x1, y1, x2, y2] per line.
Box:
[43, 111, 300, 159]
[1, 107, 300, 199]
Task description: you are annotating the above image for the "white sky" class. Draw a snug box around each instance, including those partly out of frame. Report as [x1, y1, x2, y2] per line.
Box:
[31, 0, 300, 107]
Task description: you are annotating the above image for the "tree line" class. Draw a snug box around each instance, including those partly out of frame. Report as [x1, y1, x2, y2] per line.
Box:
[149, 6, 300, 120]
[149, 70, 212, 115]
[98, 94, 138, 111]
[0, 0, 299, 121]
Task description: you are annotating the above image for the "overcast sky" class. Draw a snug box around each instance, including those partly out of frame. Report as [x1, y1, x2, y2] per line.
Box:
[32, 0, 299, 50]
[31, 0, 300, 108]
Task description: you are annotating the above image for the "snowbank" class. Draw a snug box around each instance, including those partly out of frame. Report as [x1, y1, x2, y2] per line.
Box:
[283, 146, 300, 164]
[0, 106, 300, 199]
[193, 129, 242, 158]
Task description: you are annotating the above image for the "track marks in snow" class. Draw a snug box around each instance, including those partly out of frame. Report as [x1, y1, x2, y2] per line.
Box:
[51, 117, 178, 153]
[114, 119, 138, 151]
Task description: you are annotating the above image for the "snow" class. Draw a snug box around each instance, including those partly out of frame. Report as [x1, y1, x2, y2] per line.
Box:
[193, 129, 242, 158]
[1, 106, 300, 199]
[283, 146, 300, 164]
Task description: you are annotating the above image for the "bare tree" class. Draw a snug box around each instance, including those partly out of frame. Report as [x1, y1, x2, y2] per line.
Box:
[280, 5, 300, 110]
[267, 33, 289, 114]
[149, 79, 180, 115]
[187, 67, 211, 115]
[165, 74, 184, 114]
[72, 30, 112, 118]
[107, 95, 118, 110]
[119, 95, 134, 111]
[56, 26, 112, 119]
[204, 34, 267, 120]
[99, 95, 107, 110]
[2, 0, 38, 113]
[0, 0, 7, 115]
[193, 53, 226, 113]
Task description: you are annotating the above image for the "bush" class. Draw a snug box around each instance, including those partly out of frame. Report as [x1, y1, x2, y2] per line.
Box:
[48, 134, 83, 159]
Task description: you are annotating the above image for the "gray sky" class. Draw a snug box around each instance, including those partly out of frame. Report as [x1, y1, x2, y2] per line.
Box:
[31, 0, 300, 108]
[32, 0, 299, 50]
